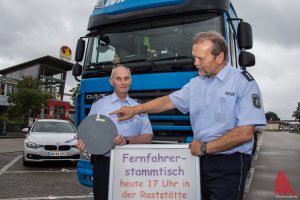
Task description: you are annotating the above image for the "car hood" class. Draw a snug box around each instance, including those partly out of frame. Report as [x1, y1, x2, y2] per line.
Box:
[26, 132, 76, 145]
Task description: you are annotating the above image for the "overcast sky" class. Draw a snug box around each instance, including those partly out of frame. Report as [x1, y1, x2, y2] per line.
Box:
[0, 0, 299, 120]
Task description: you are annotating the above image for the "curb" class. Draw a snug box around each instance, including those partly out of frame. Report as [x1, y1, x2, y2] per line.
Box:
[0, 136, 25, 139]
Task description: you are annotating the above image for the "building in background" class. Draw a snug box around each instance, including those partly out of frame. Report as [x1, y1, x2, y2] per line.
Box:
[0, 76, 18, 114]
[0, 55, 73, 117]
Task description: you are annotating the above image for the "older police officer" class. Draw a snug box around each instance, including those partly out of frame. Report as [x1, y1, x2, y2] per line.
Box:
[111, 31, 266, 200]
[76, 65, 153, 200]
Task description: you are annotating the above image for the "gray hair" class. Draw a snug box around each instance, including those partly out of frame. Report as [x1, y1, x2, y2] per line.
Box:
[193, 31, 228, 59]
[110, 65, 132, 79]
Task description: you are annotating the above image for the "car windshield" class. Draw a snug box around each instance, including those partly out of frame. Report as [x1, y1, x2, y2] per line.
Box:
[31, 121, 76, 133]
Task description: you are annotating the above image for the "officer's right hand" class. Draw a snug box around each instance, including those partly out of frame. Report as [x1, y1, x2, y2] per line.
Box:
[75, 139, 86, 153]
[110, 106, 136, 121]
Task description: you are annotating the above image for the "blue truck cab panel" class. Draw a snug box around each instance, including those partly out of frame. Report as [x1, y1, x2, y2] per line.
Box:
[77, 159, 93, 188]
[74, 0, 254, 188]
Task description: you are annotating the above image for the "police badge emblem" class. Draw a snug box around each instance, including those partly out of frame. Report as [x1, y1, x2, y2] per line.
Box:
[252, 94, 261, 109]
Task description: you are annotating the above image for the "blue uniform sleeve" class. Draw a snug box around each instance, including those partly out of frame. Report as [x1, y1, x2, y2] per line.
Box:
[139, 114, 153, 135]
[88, 103, 96, 116]
[236, 80, 266, 128]
[169, 82, 191, 114]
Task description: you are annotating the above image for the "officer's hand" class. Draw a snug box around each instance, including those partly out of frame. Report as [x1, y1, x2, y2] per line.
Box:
[114, 135, 127, 146]
[109, 106, 136, 121]
[189, 140, 202, 156]
[75, 139, 86, 153]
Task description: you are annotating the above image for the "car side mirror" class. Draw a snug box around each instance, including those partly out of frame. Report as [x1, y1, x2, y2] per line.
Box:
[22, 127, 29, 133]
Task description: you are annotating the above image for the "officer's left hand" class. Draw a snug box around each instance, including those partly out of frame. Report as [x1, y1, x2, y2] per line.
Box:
[189, 140, 203, 156]
[114, 135, 127, 146]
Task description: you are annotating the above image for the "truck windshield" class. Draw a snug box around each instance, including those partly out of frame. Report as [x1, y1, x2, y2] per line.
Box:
[84, 14, 223, 70]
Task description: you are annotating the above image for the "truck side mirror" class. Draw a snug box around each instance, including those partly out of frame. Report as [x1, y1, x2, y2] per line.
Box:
[72, 63, 83, 77]
[75, 38, 86, 62]
[239, 51, 255, 67]
[237, 22, 253, 49]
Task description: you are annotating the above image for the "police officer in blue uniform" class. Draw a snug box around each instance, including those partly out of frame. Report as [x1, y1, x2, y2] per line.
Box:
[111, 31, 266, 200]
[76, 65, 153, 200]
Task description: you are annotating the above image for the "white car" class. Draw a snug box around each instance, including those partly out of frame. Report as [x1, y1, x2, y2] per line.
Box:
[23, 119, 80, 165]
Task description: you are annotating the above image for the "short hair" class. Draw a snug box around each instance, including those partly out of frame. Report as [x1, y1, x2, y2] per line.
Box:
[193, 31, 228, 59]
[110, 64, 131, 79]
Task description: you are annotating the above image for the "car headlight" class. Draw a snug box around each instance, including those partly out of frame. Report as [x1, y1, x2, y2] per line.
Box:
[26, 142, 41, 149]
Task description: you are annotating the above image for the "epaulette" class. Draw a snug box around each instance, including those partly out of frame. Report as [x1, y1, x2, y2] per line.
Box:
[93, 94, 106, 103]
[241, 70, 254, 82]
[135, 99, 144, 104]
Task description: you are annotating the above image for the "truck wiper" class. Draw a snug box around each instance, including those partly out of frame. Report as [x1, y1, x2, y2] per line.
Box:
[119, 58, 149, 64]
[85, 61, 113, 69]
[120, 58, 160, 71]
[152, 55, 195, 71]
[152, 55, 193, 62]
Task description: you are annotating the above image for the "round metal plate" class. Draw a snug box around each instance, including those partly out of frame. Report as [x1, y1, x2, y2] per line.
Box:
[77, 114, 118, 154]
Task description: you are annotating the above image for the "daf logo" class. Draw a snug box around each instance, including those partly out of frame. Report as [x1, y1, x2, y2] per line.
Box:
[104, 0, 125, 7]
[86, 94, 102, 100]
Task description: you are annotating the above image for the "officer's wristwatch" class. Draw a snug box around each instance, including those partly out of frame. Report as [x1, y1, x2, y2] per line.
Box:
[201, 142, 207, 156]
[125, 137, 130, 144]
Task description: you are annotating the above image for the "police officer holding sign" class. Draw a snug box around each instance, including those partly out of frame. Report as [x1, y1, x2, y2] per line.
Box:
[111, 31, 266, 200]
[76, 65, 153, 200]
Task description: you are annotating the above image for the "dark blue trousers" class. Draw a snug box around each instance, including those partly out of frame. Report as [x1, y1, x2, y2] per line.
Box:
[93, 157, 110, 200]
[200, 153, 251, 200]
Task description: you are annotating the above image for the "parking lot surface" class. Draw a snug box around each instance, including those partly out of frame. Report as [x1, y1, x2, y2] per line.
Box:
[0, 138, 92, 200]
[1, 132, 300, 200]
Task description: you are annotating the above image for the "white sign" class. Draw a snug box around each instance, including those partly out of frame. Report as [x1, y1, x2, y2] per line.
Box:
[109, 144, 201, 200]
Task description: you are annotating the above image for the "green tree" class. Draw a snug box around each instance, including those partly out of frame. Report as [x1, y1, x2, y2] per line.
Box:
[292, 102, 300, 122]
[69, 83, 80, 105]
[7, 76, 52, 123]
[265, 111, 280, 121]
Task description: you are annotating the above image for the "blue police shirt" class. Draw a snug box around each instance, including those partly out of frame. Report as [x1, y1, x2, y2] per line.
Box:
[89, 92, 153, 137]
[169, 64, 266, 154]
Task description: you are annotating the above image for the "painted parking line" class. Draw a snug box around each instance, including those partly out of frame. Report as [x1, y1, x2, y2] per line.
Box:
[0, 155, 22, 176]
[0, 194, 93, 200]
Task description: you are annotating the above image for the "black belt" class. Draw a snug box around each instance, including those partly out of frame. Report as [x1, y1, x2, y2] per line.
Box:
[91, 154, 110, 165]
[201, 152, 250, 159]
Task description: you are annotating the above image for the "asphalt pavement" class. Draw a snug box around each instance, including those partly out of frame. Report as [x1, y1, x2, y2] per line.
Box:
[0, 138, 93, 200]
[1, 131, 299, 199]
[245, 131, 300, 199]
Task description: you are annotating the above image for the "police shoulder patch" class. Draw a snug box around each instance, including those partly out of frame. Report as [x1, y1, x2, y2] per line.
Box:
[93, 94, 106, 103]
[252, 94, 261, 109]
[241, 70, 254, 81]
